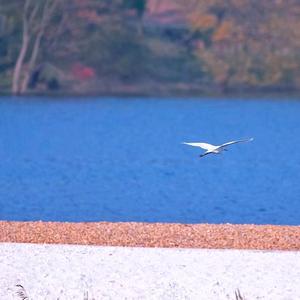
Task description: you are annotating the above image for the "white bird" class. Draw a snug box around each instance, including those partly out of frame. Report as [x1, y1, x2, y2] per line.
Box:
[182, 138, 254, 158]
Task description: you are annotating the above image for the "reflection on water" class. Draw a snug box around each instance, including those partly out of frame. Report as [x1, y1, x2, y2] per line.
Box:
[0, 97, 300, 225]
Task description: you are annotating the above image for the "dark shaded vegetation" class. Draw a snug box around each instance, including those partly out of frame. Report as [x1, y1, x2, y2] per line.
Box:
[0, 0, 299, 96]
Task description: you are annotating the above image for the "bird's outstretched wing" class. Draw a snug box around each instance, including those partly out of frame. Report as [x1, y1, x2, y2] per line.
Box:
[218, 138, 254, 149]
[182, 142, 216, 151]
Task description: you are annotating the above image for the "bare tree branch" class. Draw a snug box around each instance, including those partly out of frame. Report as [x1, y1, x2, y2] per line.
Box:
[12, 0, 30, 94]
[12, 0, 60, 94]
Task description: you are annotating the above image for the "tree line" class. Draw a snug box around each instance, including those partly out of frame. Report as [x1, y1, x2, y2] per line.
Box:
[0, 0, 299, 96]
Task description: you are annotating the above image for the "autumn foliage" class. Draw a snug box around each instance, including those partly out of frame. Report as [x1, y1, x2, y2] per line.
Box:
[0, 0, 299, 95]
[182, 0, 300, 90]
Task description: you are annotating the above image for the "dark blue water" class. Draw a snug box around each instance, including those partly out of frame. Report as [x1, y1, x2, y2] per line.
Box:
[0, 97, 299, 225]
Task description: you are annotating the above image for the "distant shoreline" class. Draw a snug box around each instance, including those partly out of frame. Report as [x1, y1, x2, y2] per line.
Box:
[1, 85, 300, 99]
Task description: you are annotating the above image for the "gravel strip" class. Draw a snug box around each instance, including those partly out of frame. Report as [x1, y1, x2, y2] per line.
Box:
[0, 221, 299, 250]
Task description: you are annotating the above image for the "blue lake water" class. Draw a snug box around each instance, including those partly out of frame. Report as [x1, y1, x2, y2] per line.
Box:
[0, 96, 299, 225]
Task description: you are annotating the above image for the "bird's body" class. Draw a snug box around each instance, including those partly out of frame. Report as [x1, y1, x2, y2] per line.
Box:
[183, 138, 253, 157]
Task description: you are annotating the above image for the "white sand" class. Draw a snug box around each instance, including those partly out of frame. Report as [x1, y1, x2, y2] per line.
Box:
[0, 243, 299, 299]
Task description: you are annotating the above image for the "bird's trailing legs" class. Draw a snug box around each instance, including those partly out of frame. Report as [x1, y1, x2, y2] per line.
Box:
[199, 148, 228, 158]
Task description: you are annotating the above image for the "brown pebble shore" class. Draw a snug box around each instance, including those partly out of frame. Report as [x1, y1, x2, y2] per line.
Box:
[0, 221, 299, 251]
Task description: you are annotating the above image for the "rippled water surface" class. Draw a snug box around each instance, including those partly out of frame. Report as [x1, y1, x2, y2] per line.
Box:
[1, 97, 299, 224]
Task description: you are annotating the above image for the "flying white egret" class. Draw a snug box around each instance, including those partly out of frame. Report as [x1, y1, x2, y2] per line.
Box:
[182, 138, 254, 158]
